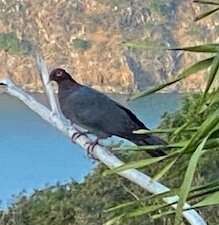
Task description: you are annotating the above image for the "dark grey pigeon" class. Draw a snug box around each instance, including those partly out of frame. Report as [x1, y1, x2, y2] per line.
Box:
[49, 68, 167, 157]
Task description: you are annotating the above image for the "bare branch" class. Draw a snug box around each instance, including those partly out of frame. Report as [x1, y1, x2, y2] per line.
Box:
[0, 56, 207, 225]
[35, 54, 65, 119]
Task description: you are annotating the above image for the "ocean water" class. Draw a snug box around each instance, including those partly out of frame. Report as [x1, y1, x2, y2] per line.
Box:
[0, 93, 181, 207]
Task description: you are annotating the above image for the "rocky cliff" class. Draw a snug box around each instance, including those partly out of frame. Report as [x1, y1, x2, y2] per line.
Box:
[0, 0, 217, 93]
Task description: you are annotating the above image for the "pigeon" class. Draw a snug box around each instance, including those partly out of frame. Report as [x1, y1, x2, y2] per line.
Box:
[49, 68, 167, 157]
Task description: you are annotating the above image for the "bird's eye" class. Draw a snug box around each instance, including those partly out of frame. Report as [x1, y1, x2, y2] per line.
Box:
[56, 71, 62, 77]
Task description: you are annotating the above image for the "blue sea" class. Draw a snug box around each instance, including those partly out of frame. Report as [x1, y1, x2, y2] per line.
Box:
[0, 93, 181, 207]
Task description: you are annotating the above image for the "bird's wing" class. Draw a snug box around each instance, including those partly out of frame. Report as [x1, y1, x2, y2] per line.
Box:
[60, 86, 147, 138]
[59, 84, 167, 156]
[114, 103, 149, 130]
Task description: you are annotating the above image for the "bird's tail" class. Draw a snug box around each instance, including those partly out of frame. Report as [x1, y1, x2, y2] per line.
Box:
[129, 134, 167, 157]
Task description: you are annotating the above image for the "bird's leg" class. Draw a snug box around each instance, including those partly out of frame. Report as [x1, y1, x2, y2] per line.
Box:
[86, 138, 104, 160]
[71, 127, 90, 144]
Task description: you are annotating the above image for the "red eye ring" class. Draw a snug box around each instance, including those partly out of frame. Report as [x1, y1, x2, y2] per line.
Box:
[56, 71, 62, 77]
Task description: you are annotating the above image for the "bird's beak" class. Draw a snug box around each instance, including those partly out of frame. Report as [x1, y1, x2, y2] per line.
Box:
[47, 80, 57, 89]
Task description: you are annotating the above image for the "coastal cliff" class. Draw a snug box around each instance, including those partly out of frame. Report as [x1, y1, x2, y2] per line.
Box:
[0, 0, 217, 93]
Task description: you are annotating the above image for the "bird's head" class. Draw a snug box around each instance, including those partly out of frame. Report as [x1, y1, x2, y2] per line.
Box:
[49, 68, 73, 84]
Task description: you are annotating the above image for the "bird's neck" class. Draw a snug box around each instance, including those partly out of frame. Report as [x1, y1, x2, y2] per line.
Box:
[58, 79, 81, 95]
[59, 78, 79, 88]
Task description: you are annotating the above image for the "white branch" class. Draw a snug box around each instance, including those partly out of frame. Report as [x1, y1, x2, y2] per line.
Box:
[35, 54, 63, 118]
[0, 56, 207, 225]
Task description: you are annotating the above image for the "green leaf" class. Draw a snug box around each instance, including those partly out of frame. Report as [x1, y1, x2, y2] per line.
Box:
[105, 201, 136, 213]
[133, 127, 198, 134]
[106, 190, 175, 214]
[170, 122, 190, 142]
[205, 138, 219, 148]
[104, 215, 124, 225]
[203, 54, 219, 98]
[195, 7, 219, 21]
[153, 157, 179, 181]
[108, 204, 168, 223]
[174, 137, 208, 225]
[208, 91, 219, 106]
[133, 129, 151, 134]
[108, 182, 219, 222]
[183, 109, 219, 152]
[189, 184, 219, 201]
[129, 57, 213, 100]
[127, 204, 167, 218]
[152, 210, 175, 219]
[153, 190, 219, 219]
[112, 143, 182, 152]
[194, 191, 219, 207]
[104, 156, 167, 175]
[190, 180, 219, 194]
[193, 0, 219, 6]
[170, 44, 219, 52]
[123, 40, 166, 50]
[199, 90, 219, 113]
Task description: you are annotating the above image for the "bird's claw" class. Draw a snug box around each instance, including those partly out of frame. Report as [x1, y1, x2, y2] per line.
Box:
[71, 130, 89, 144]
[85, 139, 104, 161]
[71, 125, 90, 143]
[86, 142, 98, 160]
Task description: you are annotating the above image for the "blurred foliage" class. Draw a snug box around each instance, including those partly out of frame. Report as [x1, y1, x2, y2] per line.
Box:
[0, 166, 167, 225]
[160, 93, 217, 141]
[95, 0, 128, 8]
[0, 32, 32, 55]
[71, 38, 92, 51]
[159, 92, 219, 184]
[107, 1, 219, 224]
[149, 0, 169, 16]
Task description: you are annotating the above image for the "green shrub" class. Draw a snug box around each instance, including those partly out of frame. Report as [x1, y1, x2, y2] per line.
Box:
[150, 0, 167, 16]
[0, 32, 32, 55]
[71, 38, 91, 51]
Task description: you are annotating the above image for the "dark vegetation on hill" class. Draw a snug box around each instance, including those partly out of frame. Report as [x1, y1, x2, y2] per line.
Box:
[0, 0, 217, 92]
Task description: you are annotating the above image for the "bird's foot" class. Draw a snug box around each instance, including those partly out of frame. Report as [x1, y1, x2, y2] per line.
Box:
[86, 138, 104, 160]
[71, 129, 90, 144]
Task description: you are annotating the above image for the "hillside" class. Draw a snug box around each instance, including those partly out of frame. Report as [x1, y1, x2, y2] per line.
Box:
[0, 0, 217, 93]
